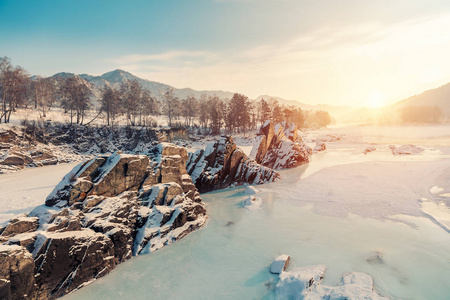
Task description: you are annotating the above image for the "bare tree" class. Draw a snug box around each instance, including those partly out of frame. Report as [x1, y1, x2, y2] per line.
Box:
[0, 57, 30, 123]
[100, 85, 121, 126]
[162, 88, 180, 127]
[181, 96, 198, 127]
[61, 76, 91, 124]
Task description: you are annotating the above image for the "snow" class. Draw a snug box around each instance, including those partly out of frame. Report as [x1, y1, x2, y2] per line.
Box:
[270, 254, 290, 274]
[2, 124, 450, 300]
[0, 162, 79, 224]
[241, 196, 262, 210]
[243, 186, 259, 195]
[274, 265, 326, 299]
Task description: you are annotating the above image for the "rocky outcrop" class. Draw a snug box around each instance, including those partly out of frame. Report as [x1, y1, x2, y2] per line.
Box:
[250, 121, 312, 169]
[0, 128, 84, 174]
[0, 245, 36, 300]
[273, 264, 388, 299]
[270, 254, 290, 274]
[1, 143, 206, 299]
[186, 136, 280, 193]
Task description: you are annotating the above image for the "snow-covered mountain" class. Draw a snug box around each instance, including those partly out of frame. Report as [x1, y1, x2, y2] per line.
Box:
[50, 69, 235, 104]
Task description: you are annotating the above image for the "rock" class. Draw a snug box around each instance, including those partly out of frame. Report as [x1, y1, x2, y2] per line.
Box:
[251, 121, 312, 169]
[186, 135, 280, 193]
[243, 186, 259, 195]
[390, 144, 424, 155]
[273, 262, 389, 300]
[270, 254, 290, 274]
[367, 251, 384, 264]
[313, 141, 326, 152]
[327, 272, 389, 300]
[364, 146, 377, 154]
[0, 216, 38, 238]
[274, 264, 326, 299]
[241, 196, 262, 210]
[0, 244, 36, 300]
[33, 230, 115, 300]
[0, 155, 27, 167]
[2, 143, 207, 299]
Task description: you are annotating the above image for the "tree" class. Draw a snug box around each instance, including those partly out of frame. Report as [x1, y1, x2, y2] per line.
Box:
[61, 76, 91, 124]
[259, 98, 271, 123]
[0, 57, 30, 123]
[32, 77, 56, 118]
[162, 88, 180, 127]
[208, 96, 224, 134]
[199, 94, 209, 128]
[139, 89, 157, 126]
[226, 93, 251, 133]
[181, 96, 198, 127]
[120, 79, 142, 126]
[272, 104, 283, 123]
[100, 85, 121, 126]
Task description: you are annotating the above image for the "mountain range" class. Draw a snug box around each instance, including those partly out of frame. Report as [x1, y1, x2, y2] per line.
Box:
[48, 69, 450, 122]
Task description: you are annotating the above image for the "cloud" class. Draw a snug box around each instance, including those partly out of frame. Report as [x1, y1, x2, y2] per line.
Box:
[107, 12, 450, 106]
[109, 50, 214, 64]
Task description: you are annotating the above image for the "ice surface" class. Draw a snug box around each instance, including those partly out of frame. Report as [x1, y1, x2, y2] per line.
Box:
[0, 162, 79, 224]
[1, 125, 449, 300]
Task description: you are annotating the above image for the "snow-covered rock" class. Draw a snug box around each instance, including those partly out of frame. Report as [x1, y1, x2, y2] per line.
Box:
[364, 146, 377, 154]
[241, 196, 262, 210]
[243, 186, 259, 195]
[186, 135, 280, 193]
[273, 264, 389, 300]
[270, 254, 290, 274]
[326, 272, 389, 300]
[1, 143, 207, 299]
[251, 121, 312, 170]
[313, 141, 326, 152]
[390, 144, 424, 155]
[274, 265, 326, 299]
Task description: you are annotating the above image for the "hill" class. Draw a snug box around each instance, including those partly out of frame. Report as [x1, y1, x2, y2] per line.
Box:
[49, 69, 235, 106]
[391, 82, 450, 117]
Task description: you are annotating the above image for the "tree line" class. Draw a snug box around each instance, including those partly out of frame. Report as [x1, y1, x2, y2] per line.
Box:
[0, 56, 332, 131]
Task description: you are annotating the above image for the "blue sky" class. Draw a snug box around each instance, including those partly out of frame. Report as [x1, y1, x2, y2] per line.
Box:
[2, 0, 450, 106]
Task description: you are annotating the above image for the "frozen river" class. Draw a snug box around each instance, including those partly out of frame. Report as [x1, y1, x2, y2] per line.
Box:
[63, 127, 450, 300]
[1, 125, 449, 299]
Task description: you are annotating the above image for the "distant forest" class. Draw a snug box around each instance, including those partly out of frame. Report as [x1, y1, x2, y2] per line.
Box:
[0, 56, 332, 132]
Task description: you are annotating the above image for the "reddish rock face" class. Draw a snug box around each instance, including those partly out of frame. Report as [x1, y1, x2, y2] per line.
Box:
[186, 135, 280, 193]
[251, 121, 312, 170]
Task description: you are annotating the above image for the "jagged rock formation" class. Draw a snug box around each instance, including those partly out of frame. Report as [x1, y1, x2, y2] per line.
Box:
[0, 129, 77, 174]
[186, 136, 280, 193]
[274, 264, 388, 299]
[0, 143, 206, 299]
[250, 121, 312, 169]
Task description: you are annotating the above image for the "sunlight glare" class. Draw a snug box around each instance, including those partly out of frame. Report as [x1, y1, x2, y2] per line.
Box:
[367, 92, 386, 108]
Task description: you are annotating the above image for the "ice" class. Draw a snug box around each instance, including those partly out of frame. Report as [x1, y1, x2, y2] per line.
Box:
[1, 125, 449, 300]
[0, 162, 79, 224]
[243, 186, 259, 195]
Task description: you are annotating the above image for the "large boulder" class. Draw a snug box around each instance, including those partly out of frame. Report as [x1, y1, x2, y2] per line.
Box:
[33, 230, 115, 300]
[186, 136, 280, 193]
[250, 121, 312, 169]
[0, 245, 36, 300]
[2, 144, 207, 299]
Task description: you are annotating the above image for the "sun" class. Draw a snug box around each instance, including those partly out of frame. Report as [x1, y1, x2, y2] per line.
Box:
[367, 92, 386, 108]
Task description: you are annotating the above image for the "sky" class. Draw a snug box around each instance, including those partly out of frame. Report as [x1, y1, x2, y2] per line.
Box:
[2, 0, 450, 107]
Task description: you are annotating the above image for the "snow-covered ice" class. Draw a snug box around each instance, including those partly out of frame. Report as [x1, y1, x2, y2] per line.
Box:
[1, 125, 450, 300]
[0, 162, 78, 224]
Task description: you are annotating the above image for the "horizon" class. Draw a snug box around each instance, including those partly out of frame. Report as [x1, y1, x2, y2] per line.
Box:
[2, 0, 450, 107]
